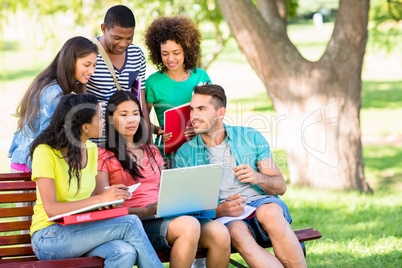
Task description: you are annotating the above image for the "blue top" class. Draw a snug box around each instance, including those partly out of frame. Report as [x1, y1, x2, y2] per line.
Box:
[173, 124, 272, 195]
[8, 83, 63, 169]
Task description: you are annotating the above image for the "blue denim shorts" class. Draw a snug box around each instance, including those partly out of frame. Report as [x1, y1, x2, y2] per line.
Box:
[142, 217, 212, 250]
[232, 195, 292, 242]
[142, 217, 172, 250]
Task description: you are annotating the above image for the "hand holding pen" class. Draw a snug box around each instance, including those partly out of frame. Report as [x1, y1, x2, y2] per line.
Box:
[157, 127, 172, 146]
[216, 193, 247, 218]
[98, 184, 131, 210]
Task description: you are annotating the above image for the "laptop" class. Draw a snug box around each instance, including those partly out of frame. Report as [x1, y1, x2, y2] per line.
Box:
[141, 164, 223, 220]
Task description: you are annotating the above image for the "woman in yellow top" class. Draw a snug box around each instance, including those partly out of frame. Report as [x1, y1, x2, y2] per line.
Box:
[29, 94, 163, 268]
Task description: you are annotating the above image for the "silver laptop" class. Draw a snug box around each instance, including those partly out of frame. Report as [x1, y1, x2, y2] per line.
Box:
[141, 164, 222, 220]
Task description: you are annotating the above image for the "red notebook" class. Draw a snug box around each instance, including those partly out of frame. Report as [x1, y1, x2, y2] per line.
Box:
[48, 207, 128, 225]
[164, 103, 191, 155]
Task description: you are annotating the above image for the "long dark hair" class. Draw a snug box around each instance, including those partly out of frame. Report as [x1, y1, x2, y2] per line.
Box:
[102, 91, 159, 182]
[16, 36, 98, 134]
[29, 94, 99, 192]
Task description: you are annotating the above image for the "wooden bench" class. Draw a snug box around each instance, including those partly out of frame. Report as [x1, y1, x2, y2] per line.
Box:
[0, 172, 322, 267]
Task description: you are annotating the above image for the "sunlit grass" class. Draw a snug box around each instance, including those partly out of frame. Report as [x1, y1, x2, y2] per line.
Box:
[228, 184, 402, 267]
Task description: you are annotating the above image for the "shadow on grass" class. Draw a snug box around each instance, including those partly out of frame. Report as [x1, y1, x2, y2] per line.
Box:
[363, 145, 402, 192]
[290, 197, 400, 267]
[362, 80, 402, 110]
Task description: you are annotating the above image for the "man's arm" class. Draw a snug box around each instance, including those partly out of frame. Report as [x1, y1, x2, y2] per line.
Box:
[233, 157, 286, 196]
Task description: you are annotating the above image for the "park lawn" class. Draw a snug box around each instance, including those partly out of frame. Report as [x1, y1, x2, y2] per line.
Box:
[227, 145, 401, 268]
[229, 187, 401, 268]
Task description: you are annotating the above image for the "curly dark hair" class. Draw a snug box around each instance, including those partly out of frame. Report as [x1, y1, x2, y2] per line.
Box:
[29, 94, 99, 193]
[145, 16, 202, 72]
[101, 91, 160, 182]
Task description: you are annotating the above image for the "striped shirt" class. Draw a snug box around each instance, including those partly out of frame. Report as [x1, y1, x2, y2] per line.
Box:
[87, 41, 146, 145]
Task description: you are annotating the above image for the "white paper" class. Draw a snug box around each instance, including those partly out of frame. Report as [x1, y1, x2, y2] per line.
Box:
[214, 205, 256, 224]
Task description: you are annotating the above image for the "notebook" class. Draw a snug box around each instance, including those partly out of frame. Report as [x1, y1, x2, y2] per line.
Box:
[47, 199, 126, 223]
[47, 183, 140, 222]
[163, 103, 191, 155]
[141, 164, 223, 220]
[48, 207, 128, 225]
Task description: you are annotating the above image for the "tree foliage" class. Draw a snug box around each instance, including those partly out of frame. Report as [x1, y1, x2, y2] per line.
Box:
[369, 0, 402, 53]
[1, 0, 400, 60]
[0, 0, 230, 69]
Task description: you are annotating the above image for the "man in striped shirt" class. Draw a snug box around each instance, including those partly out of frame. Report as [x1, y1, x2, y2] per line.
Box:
[87, 5, 149, 145]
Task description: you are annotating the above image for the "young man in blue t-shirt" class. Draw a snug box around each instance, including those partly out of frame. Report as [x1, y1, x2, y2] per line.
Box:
[174, 84, 307, 268]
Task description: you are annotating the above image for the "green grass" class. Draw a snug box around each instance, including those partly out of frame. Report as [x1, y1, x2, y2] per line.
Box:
[227, 146, 402, 267]
[362, 80, 402, 110]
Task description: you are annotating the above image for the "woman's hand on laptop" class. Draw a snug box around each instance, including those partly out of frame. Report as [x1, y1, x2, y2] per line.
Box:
[145, 202, 158, 216]
[216, 194, 246, 218]
[127, 202, 157, 217]
[146, 202, 158, 216]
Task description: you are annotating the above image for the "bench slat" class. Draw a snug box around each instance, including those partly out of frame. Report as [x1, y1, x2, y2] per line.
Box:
[0, 256, 105, 267]
[0, 173, 32, 181]
[0, 221, 32, 232]
[0, 257, 39, 263]
[0, 193, 36, 203]
[0, 181, 36, 191]
[0, 245, 34, 258]
[0, 207, 33, 218]
[0, 234, 31, 246]
[294, 228, 322, 242]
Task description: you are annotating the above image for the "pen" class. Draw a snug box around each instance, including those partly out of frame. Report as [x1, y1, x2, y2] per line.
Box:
[104, 186, 129, 190]
[225, 197, 247, 204]
[158, 126, 164, 147]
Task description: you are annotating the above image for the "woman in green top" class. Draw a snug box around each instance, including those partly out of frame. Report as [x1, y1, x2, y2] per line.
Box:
[144, 16, 211, 164]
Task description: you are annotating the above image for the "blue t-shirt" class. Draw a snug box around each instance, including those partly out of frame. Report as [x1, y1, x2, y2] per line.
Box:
[174, 124, 272, 195]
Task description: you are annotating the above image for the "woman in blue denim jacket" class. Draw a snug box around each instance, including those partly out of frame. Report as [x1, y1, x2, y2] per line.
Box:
[8, 36, 98, 172]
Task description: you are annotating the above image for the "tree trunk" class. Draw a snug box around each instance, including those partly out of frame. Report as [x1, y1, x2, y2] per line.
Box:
[218, 0, 372, 192]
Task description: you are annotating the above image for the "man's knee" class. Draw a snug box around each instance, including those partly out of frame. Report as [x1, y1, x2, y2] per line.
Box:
[227, 221, 253, 242]
[256, 203, 288, 233]
[257, 203, 285, 222]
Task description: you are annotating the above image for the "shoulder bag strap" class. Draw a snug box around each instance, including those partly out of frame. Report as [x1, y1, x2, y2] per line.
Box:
[93, 38, 122, 91]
